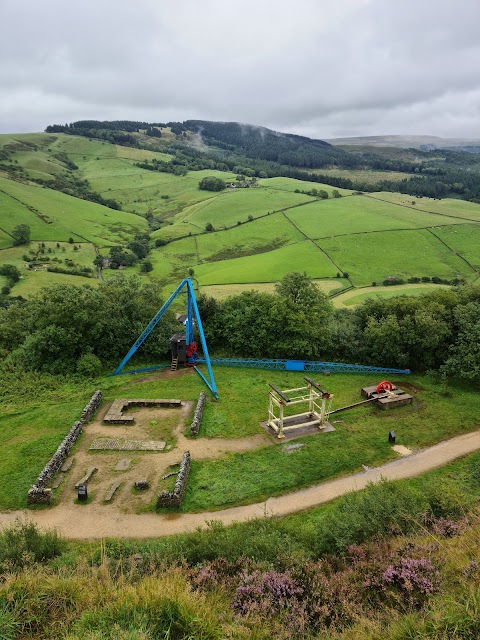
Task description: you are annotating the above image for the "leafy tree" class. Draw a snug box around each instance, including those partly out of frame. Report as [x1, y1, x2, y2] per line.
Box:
[0, 264, 20, 283]
[127, 234, 150, 259]
[109, 246, 137, 268]
[12, 224, 30, 246]
[332, 189, 342, 198]
[318, 190, 329, 199]
[0, 276, 177, 374]
[76, 352, 102, 377]
[140, 259, 153, 273]
[442, 302, 480, 381]
[275, 272, 330, 315]
[198, 176, 226, 192]
[205, 223, 214, 232]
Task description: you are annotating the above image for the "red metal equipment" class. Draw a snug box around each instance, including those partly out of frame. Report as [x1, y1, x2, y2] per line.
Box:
[376, 380, 394, 393]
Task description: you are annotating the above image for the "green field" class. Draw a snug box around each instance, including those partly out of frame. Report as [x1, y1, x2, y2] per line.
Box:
[370, 192, 480, 221]
[316, 167, 414, 183]
[2, 132, 480, 301]
[195, 240, 337, 284]
[318, 229, 475, 285]
[259, 176, 352, 195]
[333, 283, 451, 307]
[286, 195, 466, 239]
[201, 278, 347, 299]
[433, 224, 480, 270]
[177, 187, 313, 228]
[0, 176, 147, 245]
[2, 366, 479, 512]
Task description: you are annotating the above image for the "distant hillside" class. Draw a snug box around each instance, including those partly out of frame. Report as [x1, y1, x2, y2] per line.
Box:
[328, 134, 480, 152]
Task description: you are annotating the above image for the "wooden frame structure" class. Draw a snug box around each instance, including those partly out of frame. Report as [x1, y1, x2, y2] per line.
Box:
[267, 377, 333, 439]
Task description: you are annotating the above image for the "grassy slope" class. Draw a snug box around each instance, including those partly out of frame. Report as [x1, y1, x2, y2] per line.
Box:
[287, 195, 466, 239]
[200, 278, 347, 299]
[2, 132, 480, 300]
[259, 176, 352, 195]
[177, 187, 313, 228]
[0, 175, 147, 245]
[194, 239, 337, 284]
[318, 229, 475, 285]
[333, 283, 451, 308]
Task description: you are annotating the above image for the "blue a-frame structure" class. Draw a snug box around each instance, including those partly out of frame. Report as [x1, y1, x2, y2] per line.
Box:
[112, 278, 218, 398]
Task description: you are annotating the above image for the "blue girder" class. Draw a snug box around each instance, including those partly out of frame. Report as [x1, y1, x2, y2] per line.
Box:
[111, 279, 218, 398]
[197, 357, 410, 375]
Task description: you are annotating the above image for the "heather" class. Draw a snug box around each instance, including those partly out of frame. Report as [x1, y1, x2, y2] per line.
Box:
[0, 453, 479, 639]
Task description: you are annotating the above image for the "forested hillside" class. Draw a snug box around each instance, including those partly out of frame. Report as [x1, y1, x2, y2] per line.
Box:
[43, 119, 480, 200]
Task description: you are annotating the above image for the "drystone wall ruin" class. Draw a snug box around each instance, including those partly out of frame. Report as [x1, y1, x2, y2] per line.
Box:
[156, 451, 191, 507]
[190, 391, 206, 436]
[27, 390, 103, 504]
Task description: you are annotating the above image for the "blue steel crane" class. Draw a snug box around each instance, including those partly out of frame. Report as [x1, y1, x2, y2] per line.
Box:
[112, 279, 411, 399]
[112, 278, 218, 398]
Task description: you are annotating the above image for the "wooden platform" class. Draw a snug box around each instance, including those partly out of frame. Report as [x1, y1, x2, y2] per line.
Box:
[361, 385, 413, 409]
[103, 398, 183, 424]
[260, 417, 335, 442]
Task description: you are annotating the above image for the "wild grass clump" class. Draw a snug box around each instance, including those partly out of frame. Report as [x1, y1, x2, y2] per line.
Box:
[313, 477, 474, 556]
[0, 520, 64, 570]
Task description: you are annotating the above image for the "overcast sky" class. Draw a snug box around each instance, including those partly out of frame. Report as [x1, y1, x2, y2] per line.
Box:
[1, 0, 480, 139]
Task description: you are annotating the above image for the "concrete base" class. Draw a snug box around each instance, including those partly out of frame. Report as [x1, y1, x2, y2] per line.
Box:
[361, 384, 413, 409]
[260, 419, 335, 442]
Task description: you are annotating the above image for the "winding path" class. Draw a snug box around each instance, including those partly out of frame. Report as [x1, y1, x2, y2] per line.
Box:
[1, 429, 479, 540]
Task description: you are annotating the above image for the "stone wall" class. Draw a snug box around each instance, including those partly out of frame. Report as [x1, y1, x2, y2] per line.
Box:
[190, 391, 206, 437]
[156, 451, 191, 508]
[27, 390, 103, 505]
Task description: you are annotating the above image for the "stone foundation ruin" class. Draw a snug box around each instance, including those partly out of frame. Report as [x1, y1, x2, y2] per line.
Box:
[190, 391, 206, 436]
[156, 451, 191, 508]
[27, 390, 103, 505]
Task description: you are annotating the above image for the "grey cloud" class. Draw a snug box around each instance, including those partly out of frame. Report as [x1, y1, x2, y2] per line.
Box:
[1, 0, 480, 137]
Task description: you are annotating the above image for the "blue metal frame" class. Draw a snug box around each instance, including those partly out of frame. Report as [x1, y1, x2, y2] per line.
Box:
[111, 279, 218, 398]
[197, 357, 410, 375]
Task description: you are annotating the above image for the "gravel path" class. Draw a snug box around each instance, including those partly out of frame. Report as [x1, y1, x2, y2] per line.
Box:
[1, 429, 479, 540]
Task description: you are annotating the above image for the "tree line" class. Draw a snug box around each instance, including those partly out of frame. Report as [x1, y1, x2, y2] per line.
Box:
[1, 272, 479, 381]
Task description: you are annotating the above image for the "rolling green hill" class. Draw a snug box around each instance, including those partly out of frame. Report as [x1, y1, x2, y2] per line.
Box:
[1, 128, 480, 303]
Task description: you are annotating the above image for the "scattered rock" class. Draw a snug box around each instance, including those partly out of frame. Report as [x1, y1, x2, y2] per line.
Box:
[75, 467, 97, 488]
[104, 480, 122, 502]
[282, 443, 305, 453]
[115, 458, 131, 471]
[51, 474, 64, 489]
[61, 458, 74, 472]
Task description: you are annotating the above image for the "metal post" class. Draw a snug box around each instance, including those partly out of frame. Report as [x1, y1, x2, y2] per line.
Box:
[113, 279, 187, 375]
[187, 279, 218, 399]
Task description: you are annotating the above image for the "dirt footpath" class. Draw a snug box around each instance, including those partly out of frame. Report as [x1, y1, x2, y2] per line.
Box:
[1, 429, 479, 540]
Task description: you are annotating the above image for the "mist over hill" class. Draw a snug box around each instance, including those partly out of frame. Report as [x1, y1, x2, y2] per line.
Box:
[42, 118, 480, 201]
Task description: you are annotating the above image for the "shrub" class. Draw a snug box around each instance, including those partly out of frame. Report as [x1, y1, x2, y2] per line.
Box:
[140, 259, 153, 273]
[314, 480, 427, 555]
[205, 223, 214, 232]
[76, 353, 102, 377]
[199, 176, 226, 192]
[0, 264, 20, 283]
[232, 569, 303, 620]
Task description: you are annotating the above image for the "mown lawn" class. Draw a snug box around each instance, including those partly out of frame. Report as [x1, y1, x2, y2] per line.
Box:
[180, 371, 480, 512]
[1, 366, 479, 512]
